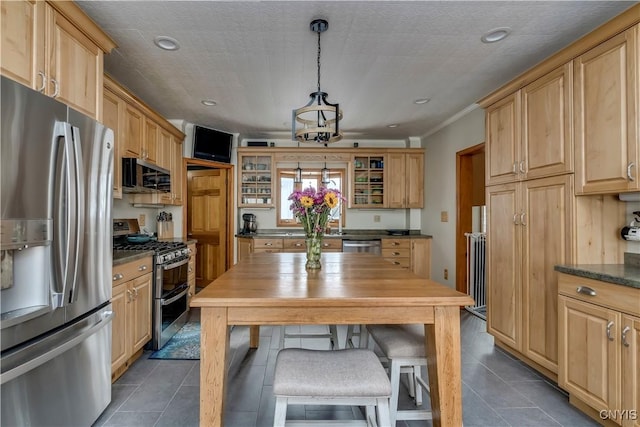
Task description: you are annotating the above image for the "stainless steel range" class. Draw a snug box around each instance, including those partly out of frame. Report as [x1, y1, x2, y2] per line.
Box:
[113, 219, 190, 350]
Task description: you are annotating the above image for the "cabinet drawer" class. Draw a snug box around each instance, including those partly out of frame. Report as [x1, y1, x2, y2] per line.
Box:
[283, 239, 306, 251]
[320, 239, 342, 250]
[558, 273, 640, 316]
[253, 248, 282, 254]
[253, 238, 283, 249]
[382, 239, 410, 249]
[382, 248, 411, 258]
[112, 257, 153, 287]
[383, 257, 410, 268]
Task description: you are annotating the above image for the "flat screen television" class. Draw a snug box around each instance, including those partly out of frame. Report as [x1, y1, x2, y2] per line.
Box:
[192, 125, 233, 163]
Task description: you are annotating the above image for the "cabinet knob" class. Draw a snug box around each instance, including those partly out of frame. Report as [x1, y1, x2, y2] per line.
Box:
[50, 78, 59, 98]
[513, 213, 520, 225]
[606, 321, 615, 341]
[520, 212, 526, 226]
[138, 265, 147, 271]
[113, 273, 124, 281]
[265, 242, 273, 246]
[392, 252, 400, 256]
[295, 243, 302, 247]
[519, 160, 526, 174]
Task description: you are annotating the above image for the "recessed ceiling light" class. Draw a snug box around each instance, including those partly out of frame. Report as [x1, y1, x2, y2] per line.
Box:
[201, 100, 217, 106]
[387, 124, 399, 128]
[481, 27, 511, 43]
[154, 36, 180, 51]
[414, 98, 431, 105]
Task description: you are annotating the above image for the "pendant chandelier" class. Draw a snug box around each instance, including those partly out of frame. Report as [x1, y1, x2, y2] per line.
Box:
[292, 19, 343, 144]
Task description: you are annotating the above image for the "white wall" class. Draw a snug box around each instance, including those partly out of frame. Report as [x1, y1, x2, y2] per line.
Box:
[421, 107, 485, 289]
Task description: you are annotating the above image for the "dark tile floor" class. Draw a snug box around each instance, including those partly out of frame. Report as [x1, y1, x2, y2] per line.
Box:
[94, 310, 600, 426]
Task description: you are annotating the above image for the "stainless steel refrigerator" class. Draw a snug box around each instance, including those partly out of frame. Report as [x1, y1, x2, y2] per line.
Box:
[1, 76, 114, 426]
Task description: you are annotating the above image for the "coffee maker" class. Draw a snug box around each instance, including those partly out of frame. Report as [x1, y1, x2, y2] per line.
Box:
[242, 213, 257, 234]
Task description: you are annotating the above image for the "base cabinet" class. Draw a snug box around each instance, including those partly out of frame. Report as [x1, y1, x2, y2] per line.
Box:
[111, 257, 153, 382]
[558, 273, 639, 426]
[187, 243, 196, 305]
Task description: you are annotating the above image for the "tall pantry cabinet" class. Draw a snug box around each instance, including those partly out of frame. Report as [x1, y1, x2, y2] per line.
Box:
[483, 63, 574, 375]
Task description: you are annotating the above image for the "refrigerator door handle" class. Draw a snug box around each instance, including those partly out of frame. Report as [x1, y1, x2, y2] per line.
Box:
[68, 126, 85, 303]
[0, 310, 114, 385]
[51, 122, 75, 307]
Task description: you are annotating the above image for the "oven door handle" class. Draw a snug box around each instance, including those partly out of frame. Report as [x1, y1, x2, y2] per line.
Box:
[161, 284, 189, 306]
[162, 257, 189, 270]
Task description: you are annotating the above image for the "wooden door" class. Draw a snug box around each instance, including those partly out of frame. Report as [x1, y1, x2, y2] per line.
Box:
[171, 137, 184, 205]
[522, 63, 573, 180]
[521, 175, 572, 373]
[143, 118, 159, 164]
[0, 0, 43, 88]
[103, 88, 123, 199]
[486, 93, 520, 186]
[49, 6, 102, 119]
[558, 297, 620, 412]
[124, 104, 143, 158]
[386, 152, 406, 208]
[574, 26, 639, 194]
[622, 314, 640, 427]
[188, 169, 228, 287]
[406, 152, 424, 208]
[130, 274, 152, 353]
[486, 183, 520, 349]
[411, 238, 431, 279]
[110, 282, 128, 374]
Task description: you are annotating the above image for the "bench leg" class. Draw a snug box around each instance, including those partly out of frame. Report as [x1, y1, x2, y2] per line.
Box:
[273, 397, 287, 427]
[377, 397, 392, 427]
[389, 360, 401, 426]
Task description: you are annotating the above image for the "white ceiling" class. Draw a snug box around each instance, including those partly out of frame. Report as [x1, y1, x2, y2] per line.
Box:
[77, 1, 637, 141]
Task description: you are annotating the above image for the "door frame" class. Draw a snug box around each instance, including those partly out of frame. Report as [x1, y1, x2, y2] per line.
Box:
[455, 143, 485, 294]
[181, 157, 235, 271]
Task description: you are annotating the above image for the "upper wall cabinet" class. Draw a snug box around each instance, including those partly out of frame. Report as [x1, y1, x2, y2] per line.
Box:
[387, 150, 424, 208]
[486, 63, 573, 186]
[1, 0, 116, 119]
[574, 25, 639, 195]
[105, 75, 185, 204]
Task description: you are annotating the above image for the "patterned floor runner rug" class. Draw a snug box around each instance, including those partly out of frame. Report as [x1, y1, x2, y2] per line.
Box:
[149, 321, 200, 360]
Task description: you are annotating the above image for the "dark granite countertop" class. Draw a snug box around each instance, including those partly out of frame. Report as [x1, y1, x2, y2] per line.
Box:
[236, 229, 432, 240]
[555, 264, 640, 289]
[113, 250, 155, 266]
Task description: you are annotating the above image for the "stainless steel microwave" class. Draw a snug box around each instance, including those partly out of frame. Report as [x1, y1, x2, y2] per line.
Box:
[122, 158, 171, 193]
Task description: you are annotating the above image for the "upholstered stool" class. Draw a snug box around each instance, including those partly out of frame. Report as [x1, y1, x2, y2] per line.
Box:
[273, 348, 392, 427]
[366, 324, 433, 425]
[279, 325, 339, 349]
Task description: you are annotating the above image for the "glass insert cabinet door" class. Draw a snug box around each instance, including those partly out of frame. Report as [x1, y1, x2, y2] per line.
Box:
[239, 153, 274, 207]
[277, 169, 344, 228]
[352, 154, 385, 207]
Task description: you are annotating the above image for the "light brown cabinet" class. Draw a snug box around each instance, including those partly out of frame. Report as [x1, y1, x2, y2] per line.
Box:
[105, 76, 185, 205]
[486, 63, 573, 186]
[238, 151, 274, 207]
[350, 154, 386, 207]
[574, 25, 639, 195]
[487, 175, 573, 375]
[382, 239, 411, 269]
[0, 0, 115, 119]
[411, 238, 431, 279]
[102, 86, 124, 199]
[111, 257, 153, 381]
[558, 273, 639, 426]
[387, 151, 424, 208]
[379, 238, 431, 278]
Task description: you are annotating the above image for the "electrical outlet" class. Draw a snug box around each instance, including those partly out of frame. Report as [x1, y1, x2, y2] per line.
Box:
[444, 268, 449, 280]
[138, 214, 146, 226]
[373, 215, 381, 223]
[441, 211, 449, 222]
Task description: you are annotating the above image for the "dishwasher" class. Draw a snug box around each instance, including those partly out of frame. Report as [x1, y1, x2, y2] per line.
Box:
[342, 239, 381, 254]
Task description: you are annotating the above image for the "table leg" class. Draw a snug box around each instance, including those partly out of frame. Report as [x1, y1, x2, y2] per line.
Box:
[199, 307, 229, 427]
[425, 306, 464, 427]
[250, 326, 260, 348]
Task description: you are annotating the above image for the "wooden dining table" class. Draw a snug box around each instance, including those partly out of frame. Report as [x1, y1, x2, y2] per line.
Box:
[190, 252, 474, 427]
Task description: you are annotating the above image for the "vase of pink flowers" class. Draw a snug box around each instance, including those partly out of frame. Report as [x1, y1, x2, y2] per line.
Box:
[288, 186, 342, 269]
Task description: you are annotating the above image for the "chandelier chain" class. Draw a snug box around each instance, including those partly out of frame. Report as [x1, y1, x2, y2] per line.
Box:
[316, 29, 321, 93]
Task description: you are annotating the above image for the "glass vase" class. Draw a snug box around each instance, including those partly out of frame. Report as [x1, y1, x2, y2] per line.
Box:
[305, 235, 322, 270]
